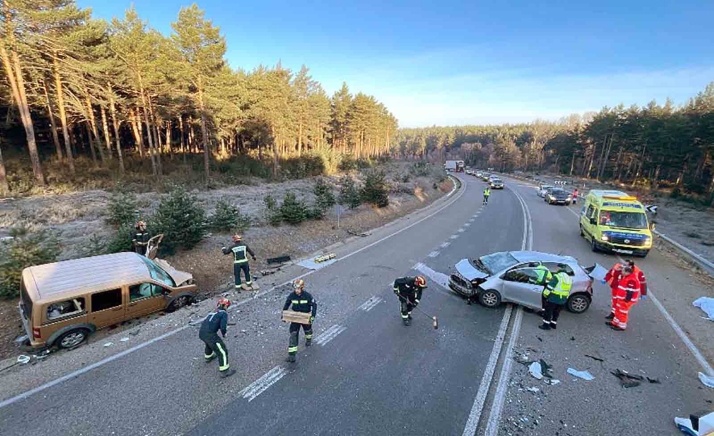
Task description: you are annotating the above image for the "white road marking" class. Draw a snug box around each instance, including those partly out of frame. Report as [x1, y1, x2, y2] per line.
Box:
[450, 235, 459, 240]
[440, 242, 451, 248]
[412, 262, 451, 289]
[472, 214, 478, 218]
[461, 306, 514, 436]
[458, 228, 465, 233]
[469, 218, 475, 223]
[464, 223, 471, 227]
[315, 325, 346, 346]
[359, 296, 383, 312]
[239, 365, 288, 402]
[428, 251, 440, 258]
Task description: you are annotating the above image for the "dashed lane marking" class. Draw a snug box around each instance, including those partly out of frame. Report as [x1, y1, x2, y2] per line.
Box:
[315, 325, 347, 346]
[428, 251, 440, 258]
[440, 242, 451, 248]
[239, 365, 288, 402]
[450, 235, 459, 240]
[358, 296, 382, 312]
[458, 228, 465, 233]
[464, 223, 471, 227]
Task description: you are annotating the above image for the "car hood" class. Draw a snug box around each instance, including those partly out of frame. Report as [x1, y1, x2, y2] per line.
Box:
[154, 259, 193, 286]
[455, 259, 489, 281]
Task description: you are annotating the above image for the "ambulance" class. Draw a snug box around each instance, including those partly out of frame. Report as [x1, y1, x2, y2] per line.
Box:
[579, 190, 653, 258]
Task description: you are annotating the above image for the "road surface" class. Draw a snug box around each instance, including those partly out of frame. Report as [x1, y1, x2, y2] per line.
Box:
[0, 173, 711, 436]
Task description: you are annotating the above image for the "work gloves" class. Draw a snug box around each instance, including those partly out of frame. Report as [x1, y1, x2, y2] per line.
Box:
[600, 279, 607, 285]
[641, 295, 647, 301]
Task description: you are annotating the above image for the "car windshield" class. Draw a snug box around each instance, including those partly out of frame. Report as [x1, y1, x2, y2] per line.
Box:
[140, 257, 176, 287]
[479, 252, 519, 274]
[598, 211, 648, 229]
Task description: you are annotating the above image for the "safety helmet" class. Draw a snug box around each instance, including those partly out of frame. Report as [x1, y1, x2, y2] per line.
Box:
[217, 298, 231, 309]
[293, 278, 305, 290]
[232, 234, 242, 242]
[414, 276, 427, 288]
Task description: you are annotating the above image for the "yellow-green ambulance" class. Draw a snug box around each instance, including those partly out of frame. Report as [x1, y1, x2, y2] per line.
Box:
[579, 190, 653, 257]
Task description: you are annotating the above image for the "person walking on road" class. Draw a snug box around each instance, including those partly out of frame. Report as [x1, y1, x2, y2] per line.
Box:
[483, 187, 491, 205]
[283, 279, 317, 363]
[572, 189, 579, 205]
[605, 259, 647, 320]
[199, 298, 236, 378]
[222, 234, 257, 292]
[606, 265, 641, 331]
[393, 276, 428, 326]
[539, 265, 572, 330]
[132, 221, 150, 255]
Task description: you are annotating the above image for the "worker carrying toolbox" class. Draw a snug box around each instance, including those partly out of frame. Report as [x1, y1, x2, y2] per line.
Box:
[222, 234, 257, 291]
[199, 298, 236, 378]
[282, 279, 317, 363]
[393, 276, 428, 326]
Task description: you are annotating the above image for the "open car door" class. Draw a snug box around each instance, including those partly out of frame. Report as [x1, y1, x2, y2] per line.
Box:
[146, 234, 164, 260]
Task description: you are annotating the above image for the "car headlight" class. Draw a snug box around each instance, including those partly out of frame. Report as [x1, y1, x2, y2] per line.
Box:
[567, 196, 572, 200]
[601, 235, 609, 241]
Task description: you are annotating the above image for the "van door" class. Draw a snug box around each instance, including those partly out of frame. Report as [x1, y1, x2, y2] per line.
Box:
[89, 288, 125, 328]
[126, 282, 167, 319]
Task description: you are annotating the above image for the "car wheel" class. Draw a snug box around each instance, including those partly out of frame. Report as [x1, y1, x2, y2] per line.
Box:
[567, 294, 591, 313]
[166, 295, 192, 312]
[478, 289, 501, 308]
[591, 237, 599, 252]
[566, 201, 571, 206]
[56, 329, 90, 349]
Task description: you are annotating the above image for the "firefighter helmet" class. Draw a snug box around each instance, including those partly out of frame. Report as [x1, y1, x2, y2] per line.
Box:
[293, 278, 305, 290]
[414, 276, 427, 288]
[217, 298, 231, 309]
[232, 234, 242, 242]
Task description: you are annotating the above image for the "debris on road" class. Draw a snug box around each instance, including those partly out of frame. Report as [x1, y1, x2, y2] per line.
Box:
[526, 387, 540, 393]
[693, 297, 714, 321]
[129, 329, 141, 336]
[567, 368, 595, 381]
[347, 229, 370, 237]
[545, 379, 561, 385]
[674, 410, 714, 435]
[612, 369, 645, 388]
[260, 268, 280, 276]
[698, 372, 714, 388]
[584, 354, 605, 362]
[298, 257, 338, 270]
[529, 362, 543, 380]
[647, 377, 661, 384]
[267, 255, 291, 265]
[314, 253, 336, 263]
[17, 355, 30, 364]
[120, 337, 130, 342]
[103, 342, 113, 347]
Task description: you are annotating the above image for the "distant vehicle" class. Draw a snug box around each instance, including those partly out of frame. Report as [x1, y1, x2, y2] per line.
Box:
[537, 184, 554, 197]
[476, 171, 483, 178]
[448, 251, 594, 313]
[19, 252, 197, 350]
[481, 173, 491, 181]
[545, 188, 571, 205]
[445, 160, 465, 173]
[490, 178, 504, 189]
[579, 190, 653, 257]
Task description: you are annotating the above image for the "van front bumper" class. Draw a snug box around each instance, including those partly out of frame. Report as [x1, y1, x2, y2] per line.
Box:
[594, 240, 650, 256]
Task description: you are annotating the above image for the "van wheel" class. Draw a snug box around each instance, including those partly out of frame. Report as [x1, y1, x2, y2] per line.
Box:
[567, 294, 591, 313]
[579, 225, 584, 237]
[591, 237, 599, 252]
[166, 295, 192, 313]
[479, 290, 502, 308]
[57, 329, 89, 349]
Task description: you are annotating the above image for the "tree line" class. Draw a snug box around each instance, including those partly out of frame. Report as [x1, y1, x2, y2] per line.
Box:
[397, 82, 714, 201]
[0, 1, 398, 195]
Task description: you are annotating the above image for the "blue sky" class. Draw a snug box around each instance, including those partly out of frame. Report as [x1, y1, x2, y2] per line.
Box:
[78, 0, 714, 127]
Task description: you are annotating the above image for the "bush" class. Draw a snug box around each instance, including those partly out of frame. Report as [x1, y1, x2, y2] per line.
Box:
[314, 178, 336, 212]
[280, 192, 308, 225]
[338, 176, 362, 209]
[361, 170, 389, 208]
[263, 194, 282, 226]
[0, 227, 61, 299]
[410, 161, 431, 177]
[106, 190, 138, 228]
[210, 199, 251, 233]
[150, 187, 207, 253]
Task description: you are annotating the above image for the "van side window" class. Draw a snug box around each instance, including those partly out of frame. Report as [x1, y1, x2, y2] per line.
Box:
[46, 298, 85, 321]
[91, 289, 122, 312]
[586, 205, 595, 219]
[129, 283, 164, 301]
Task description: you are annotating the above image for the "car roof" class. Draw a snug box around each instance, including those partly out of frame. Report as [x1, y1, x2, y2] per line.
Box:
[22, 252, 152, 302]
[509, 251, 577, 264]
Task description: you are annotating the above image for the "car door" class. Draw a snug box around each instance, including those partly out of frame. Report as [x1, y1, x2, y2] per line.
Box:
[126, 282, 167, 319]
[500, 268, 545, 309]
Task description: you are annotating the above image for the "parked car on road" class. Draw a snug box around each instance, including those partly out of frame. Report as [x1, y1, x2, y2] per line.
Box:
[545, 188, 571, 205]
[18, 252, 197, 350]
[448, 251, 595, 313]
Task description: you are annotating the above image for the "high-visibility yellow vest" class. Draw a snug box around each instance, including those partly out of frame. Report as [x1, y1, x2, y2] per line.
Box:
[544, 272, 572, 304]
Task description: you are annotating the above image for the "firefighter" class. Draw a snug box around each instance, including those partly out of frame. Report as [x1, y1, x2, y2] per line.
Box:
[222, 234, 257, 291]
[393, 276, 427, 326]
[283, 279, 317, 363]
[199, 298, 236, 378]
[132, 221, 150, 255]
[483, 187, 491, 205]
[607, 265, 641, 331]
[539, 264, 572, 330]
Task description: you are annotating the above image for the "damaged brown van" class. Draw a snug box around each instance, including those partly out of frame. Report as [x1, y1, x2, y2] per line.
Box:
[18, 252, 197, 349]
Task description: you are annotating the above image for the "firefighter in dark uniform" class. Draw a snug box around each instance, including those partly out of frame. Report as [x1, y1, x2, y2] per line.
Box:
[132, 221, 150, 255]
[393, 276, 427, 326]
[222, 234, 256, 291]
[199, 298, 236, 378]
[283, 279, 317, 363]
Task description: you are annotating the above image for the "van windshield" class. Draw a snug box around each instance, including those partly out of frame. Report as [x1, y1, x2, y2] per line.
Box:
[140, 257, 176, 287]
[599, 210, 648, 229]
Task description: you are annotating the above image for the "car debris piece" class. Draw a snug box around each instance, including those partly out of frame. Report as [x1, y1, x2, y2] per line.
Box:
[647, 377, 661, 384]
[120, 337, 130, 342]
[545, 379, 561, 386]
[612, 369, 645, 388]
[567, 368, 595, 381]
[529, 362, 543, 380]
[267, 255, 291, 265]
[585, 354, 605, 362]
[693, 297, 714, 321]
[347, 229, 370, 237]
[699, 372, 714, 388]
[103, 342, 113, 347]
[129, 329, 141, 336]
[526, 387, 540, 393]
[260, 268, 280, 276]
[674, 410, 714, 436]
[17, 355, 30, 364]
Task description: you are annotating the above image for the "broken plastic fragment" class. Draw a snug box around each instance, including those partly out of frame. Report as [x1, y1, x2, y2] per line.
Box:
[567, 368, 594, 381]
[529, 362, 543, 380]
[17, 355, 30, 364]
[120, 337, 130, 342]
[526, 387, 540, 393]
[103, 342, 113, 347]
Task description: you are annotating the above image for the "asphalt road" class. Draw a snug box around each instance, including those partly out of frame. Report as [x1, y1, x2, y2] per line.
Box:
[0, 174, 526, 435]
[1, 173, 711, 436]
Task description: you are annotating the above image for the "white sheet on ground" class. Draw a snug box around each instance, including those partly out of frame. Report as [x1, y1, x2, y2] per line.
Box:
[693, 297, 714, 321]
[298, 258, 338, 270]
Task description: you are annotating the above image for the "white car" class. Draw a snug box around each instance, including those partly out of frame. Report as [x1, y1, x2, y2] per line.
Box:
[537, 184, 554, 197]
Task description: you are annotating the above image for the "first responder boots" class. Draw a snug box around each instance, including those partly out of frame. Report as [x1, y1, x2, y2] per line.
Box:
[220, 368, 236, 378]
[305, 339, 312, 347]
[404, 318, 411, 326]
[286, 354, 296, 363]
[605, 313, 614, 320]
[205, 355, 217, 363]
[538, 323, 551, 330]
